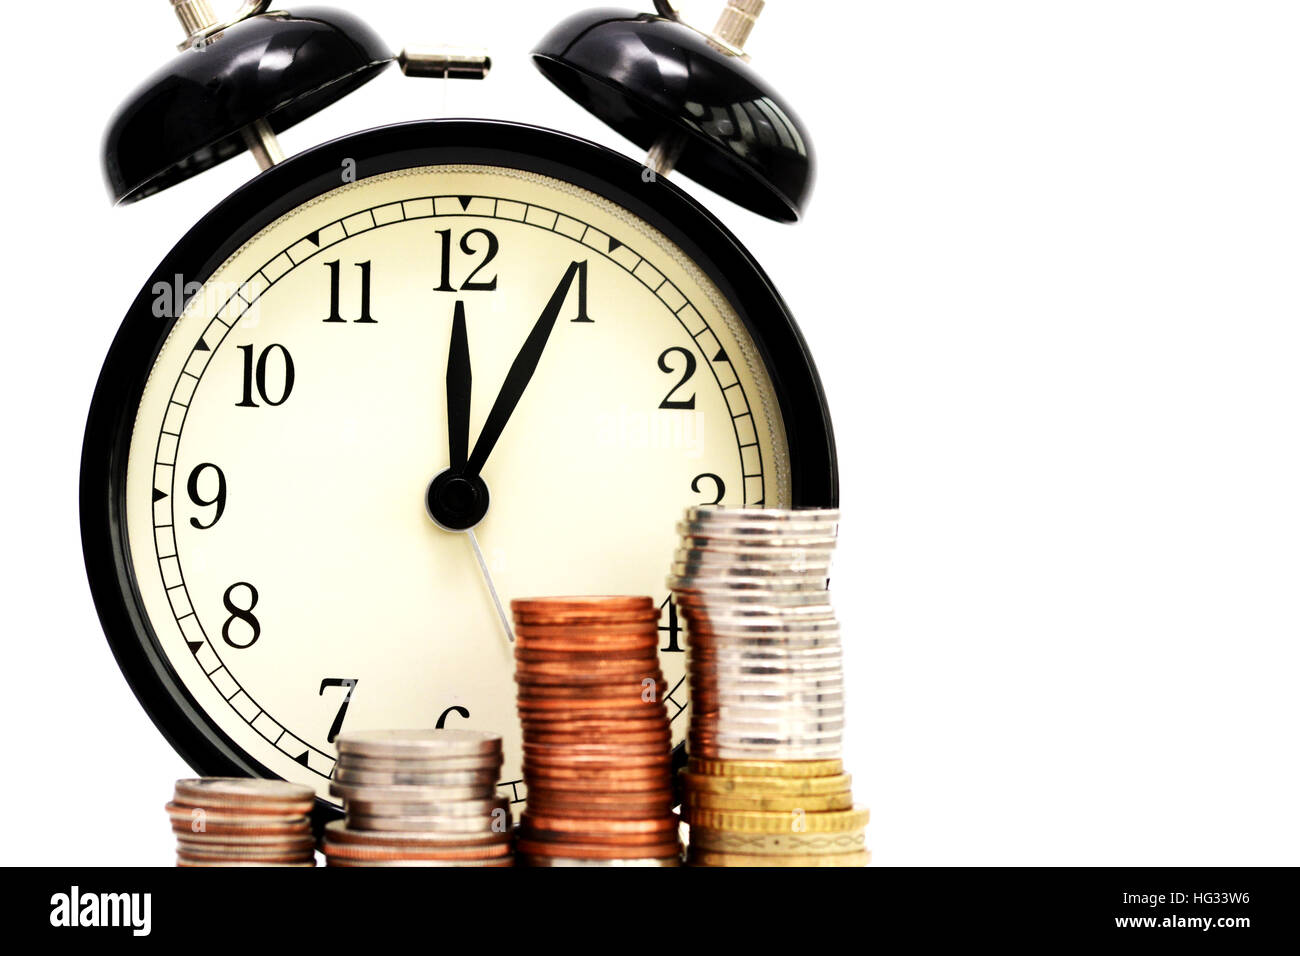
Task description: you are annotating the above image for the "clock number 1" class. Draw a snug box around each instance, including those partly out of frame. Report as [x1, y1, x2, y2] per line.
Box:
[568, 260, 593, 323]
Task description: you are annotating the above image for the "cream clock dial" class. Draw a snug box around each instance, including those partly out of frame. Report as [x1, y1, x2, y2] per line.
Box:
[122, 165, 788, 806]
[84, 122, 836, 818]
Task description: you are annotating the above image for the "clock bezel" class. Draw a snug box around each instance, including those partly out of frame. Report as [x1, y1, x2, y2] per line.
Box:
[80, 119, 838, 817]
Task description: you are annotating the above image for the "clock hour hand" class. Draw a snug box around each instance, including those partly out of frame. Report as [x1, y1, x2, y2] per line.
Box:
[463, 260, 584, 477]
[446, 300, 471, 471]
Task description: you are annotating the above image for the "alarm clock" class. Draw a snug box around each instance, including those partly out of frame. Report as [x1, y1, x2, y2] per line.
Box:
[81, 0, 837, 820]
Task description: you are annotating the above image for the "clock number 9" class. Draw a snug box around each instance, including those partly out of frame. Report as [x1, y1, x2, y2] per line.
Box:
[221, 582, 261, 649]
[235, 344, 295, 408]
[658, 346, 697, 409]
[434, 228, 499, 292]
[187, 463, 227, 529]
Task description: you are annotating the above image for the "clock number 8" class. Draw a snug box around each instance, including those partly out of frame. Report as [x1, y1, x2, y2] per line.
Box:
[221, 582, 261, 649]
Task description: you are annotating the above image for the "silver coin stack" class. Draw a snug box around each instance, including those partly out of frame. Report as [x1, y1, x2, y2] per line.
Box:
[169, 778, 317, 867]
[324, 729, 514, 867]
[669, 507, 844, 761]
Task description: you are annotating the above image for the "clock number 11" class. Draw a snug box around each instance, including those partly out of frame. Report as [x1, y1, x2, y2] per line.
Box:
[323, 260, 377, 324]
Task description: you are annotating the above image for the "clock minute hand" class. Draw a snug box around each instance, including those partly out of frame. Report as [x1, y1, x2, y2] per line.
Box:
[446, 300, 471, 471]
[464, 260, 583, 477]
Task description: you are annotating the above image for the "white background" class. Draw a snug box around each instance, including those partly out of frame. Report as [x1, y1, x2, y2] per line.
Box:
[4, 0, 1299, 866]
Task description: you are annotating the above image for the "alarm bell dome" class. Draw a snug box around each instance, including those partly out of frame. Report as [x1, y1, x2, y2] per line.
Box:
[103, 7, 392, 204]
[532, 7, 815, 222]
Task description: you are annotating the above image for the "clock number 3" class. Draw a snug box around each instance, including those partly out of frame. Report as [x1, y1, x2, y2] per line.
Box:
[692, 472, 726, 506]
[319, 678, 358, 743]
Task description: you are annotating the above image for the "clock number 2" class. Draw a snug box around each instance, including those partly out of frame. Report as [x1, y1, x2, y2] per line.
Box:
[657, 346, 697, 409]
[319, 678, 358, 743]
[235, 344, 295, 408]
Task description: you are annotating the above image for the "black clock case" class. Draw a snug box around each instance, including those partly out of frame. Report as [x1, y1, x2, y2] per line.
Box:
[80, 119, 838, 819]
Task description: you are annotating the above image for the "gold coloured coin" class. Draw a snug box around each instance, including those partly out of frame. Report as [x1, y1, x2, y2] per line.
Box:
[689, 848, 870, 867]
[687, 757, 843, 778]
[687, 806, 870, 833]
[683, 790, 854, 813]
[687, 825, 866, 855]
[681, 771, 851, 796]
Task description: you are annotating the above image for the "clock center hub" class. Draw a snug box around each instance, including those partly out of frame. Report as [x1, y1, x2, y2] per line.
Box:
[425, 469, 491, 531]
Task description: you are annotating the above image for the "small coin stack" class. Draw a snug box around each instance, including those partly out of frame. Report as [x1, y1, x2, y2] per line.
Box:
[168, 778, 317, 867]
[512, 596, 681, 867]
[323, 729, 514, 867]
[670, 506, 870, 866]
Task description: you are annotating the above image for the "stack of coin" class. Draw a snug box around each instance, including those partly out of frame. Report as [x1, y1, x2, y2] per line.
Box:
[681, 758, 870, 866]
[669, 507, 870, 866]
[168, 778, 316, 867]
[512, 596, 682, 867]
[323, 729, 513, 867]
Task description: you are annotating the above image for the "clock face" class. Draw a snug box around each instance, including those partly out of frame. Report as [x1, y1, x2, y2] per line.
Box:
[84, 122, 836, 816]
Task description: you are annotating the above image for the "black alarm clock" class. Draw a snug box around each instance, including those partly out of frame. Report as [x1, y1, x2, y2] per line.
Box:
[80, 0, 836, 819]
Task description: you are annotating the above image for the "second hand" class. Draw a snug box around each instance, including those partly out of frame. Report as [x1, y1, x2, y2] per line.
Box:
[465, 528, 514, 644]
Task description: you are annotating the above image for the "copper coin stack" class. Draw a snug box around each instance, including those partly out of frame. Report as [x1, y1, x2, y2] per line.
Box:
[512, 596, 682, 867]
[669, 507, 870, 866]
[168, 778, 316, 867]
[323, 729, 514, 867]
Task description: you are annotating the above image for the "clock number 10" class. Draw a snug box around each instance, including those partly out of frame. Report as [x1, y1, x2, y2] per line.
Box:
[235, 344, 295, 408]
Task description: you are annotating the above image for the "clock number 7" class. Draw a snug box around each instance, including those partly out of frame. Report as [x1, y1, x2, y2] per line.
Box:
[319, 678, 358, 743]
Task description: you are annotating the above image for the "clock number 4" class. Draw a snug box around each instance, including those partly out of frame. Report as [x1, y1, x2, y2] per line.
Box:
[659, 595, 684, 653]
[319, 678, 358, 743]
[323, 260, 377, 324]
